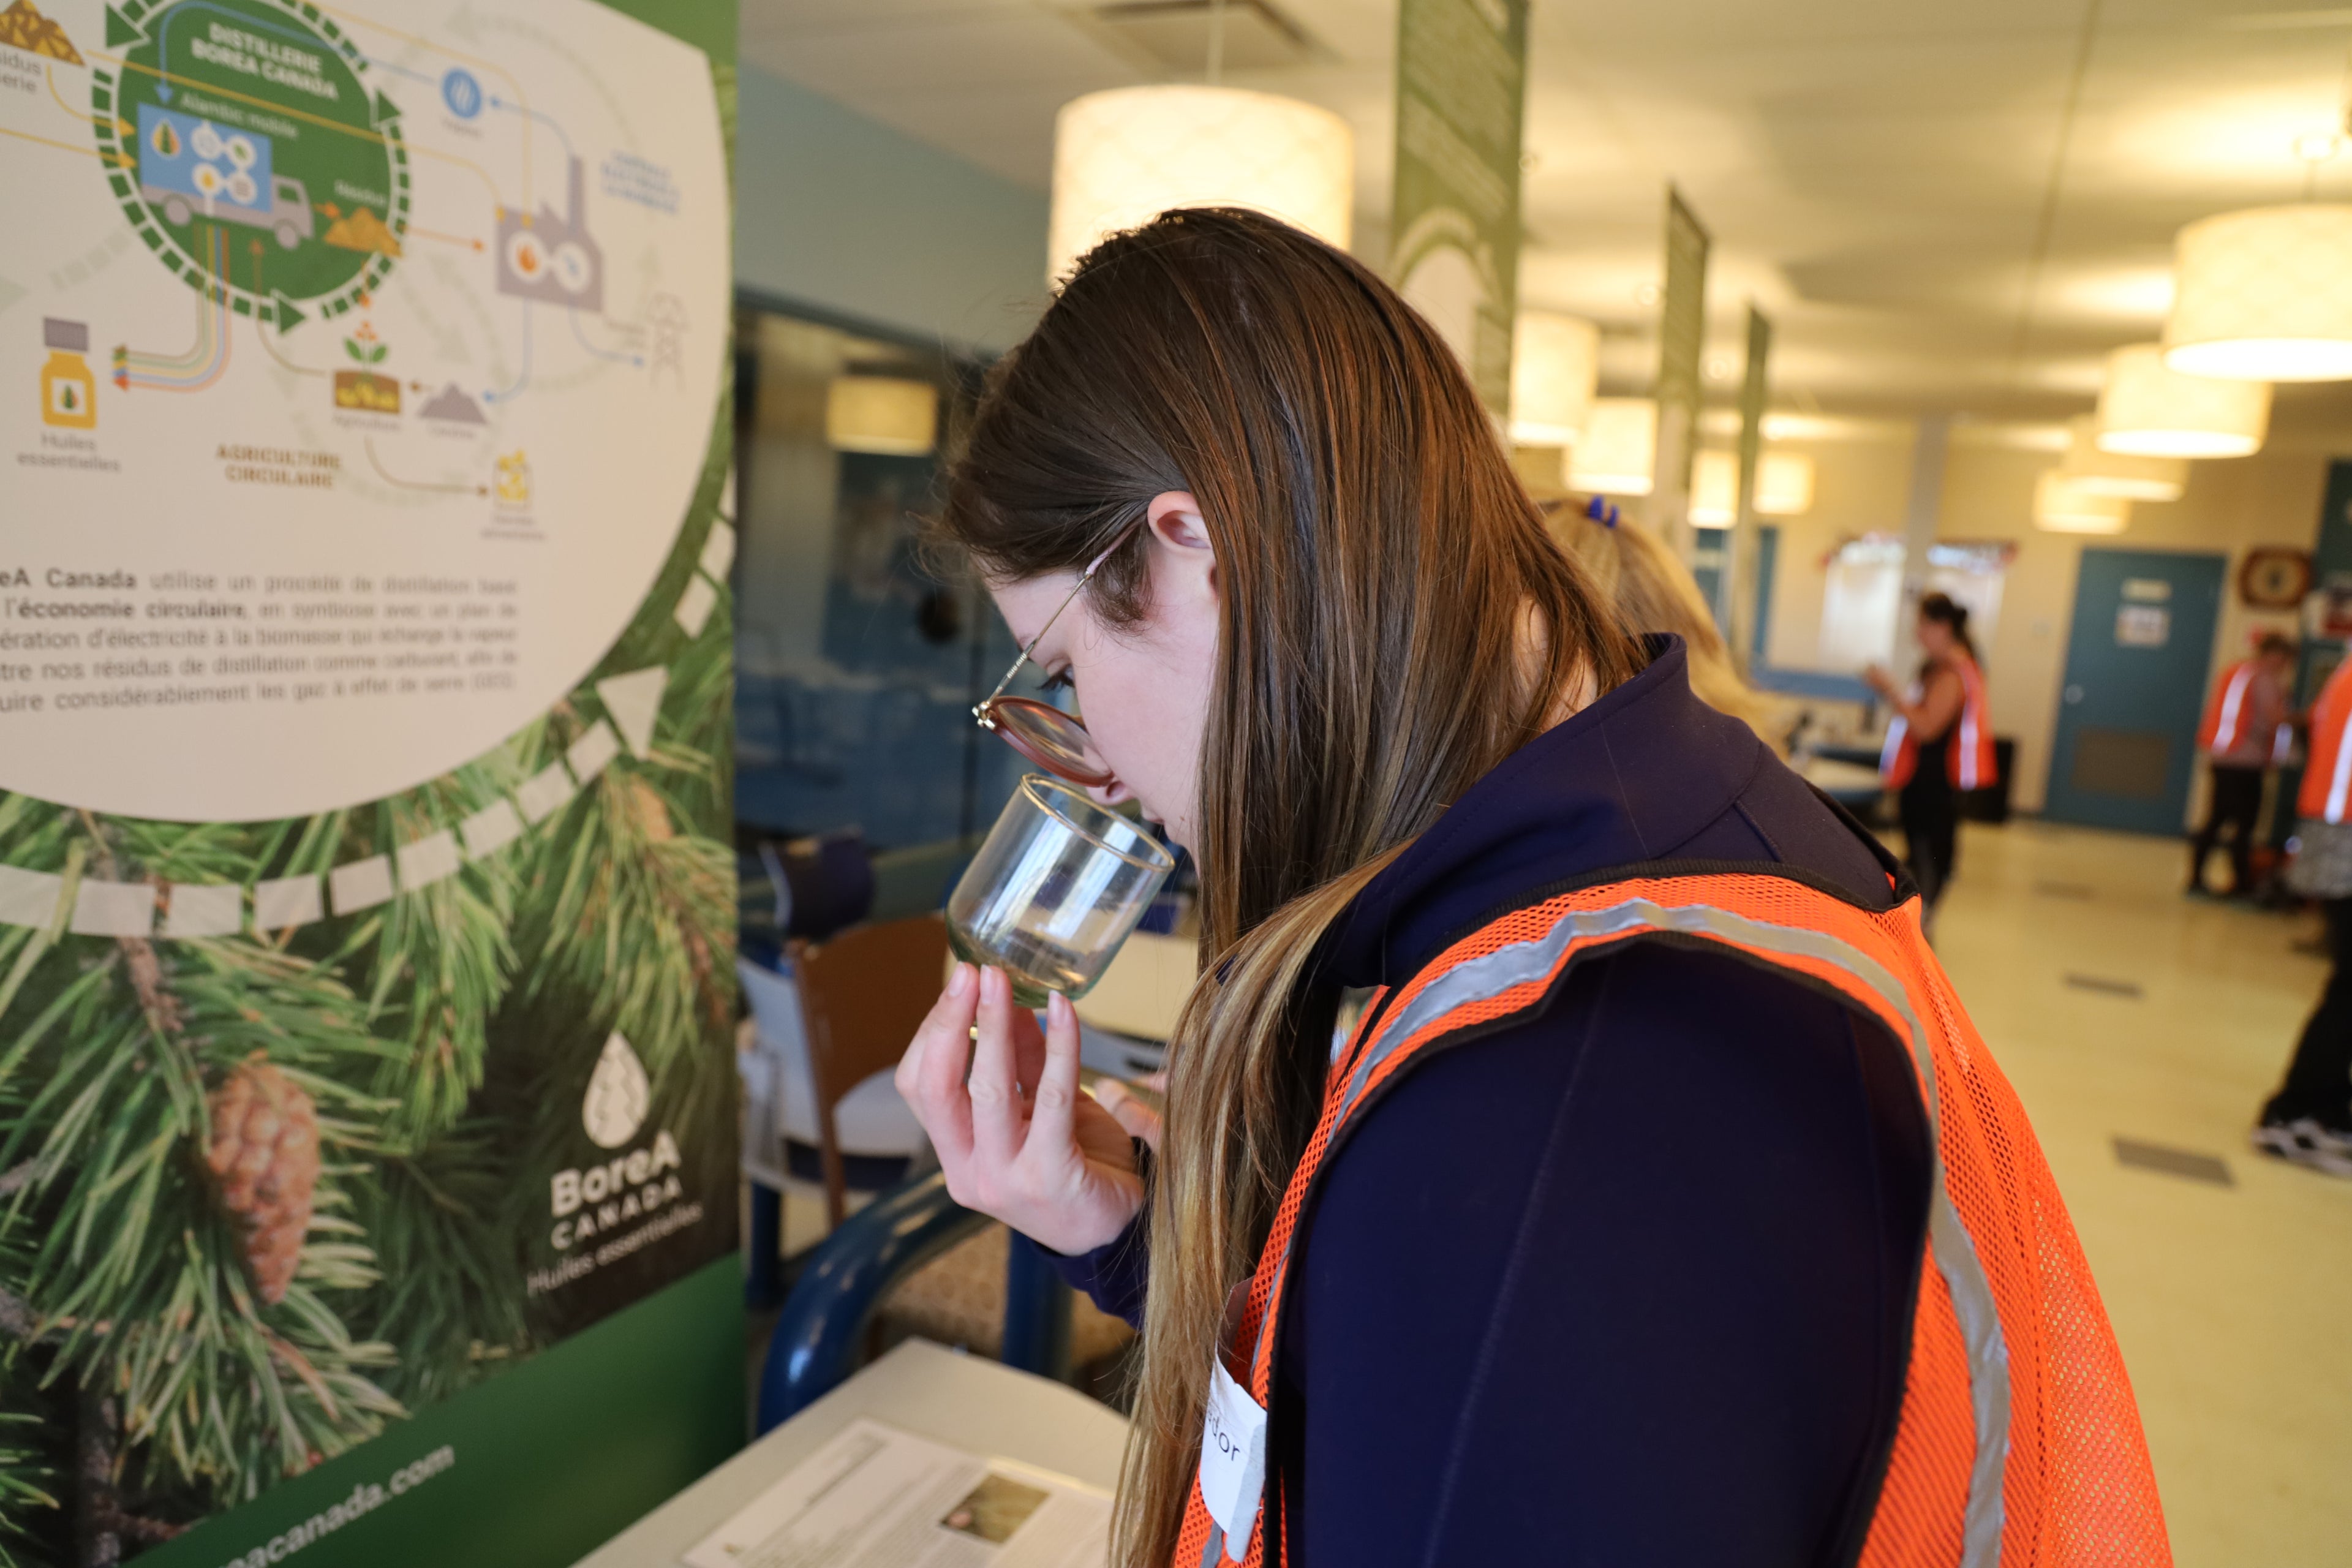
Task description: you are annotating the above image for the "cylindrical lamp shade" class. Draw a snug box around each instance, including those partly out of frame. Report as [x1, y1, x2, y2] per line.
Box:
[825, 376, 938, 456]
[1509, 312, 1600, 447]
[2163, 205, 2352, 382]
[2059, 414, 2185, 501]
[1689, 449, 1737, 526]
[2095, 344, 2269, 458]
[1754, 451, 1815, 516]
[1567, 399, 1656, 496]
[2035, 472, 2130, 534]
[1047, 87, 1354, 284]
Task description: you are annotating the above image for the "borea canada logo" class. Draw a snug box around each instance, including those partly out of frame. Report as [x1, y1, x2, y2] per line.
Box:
[549, 1129, 687, 1250]
[551, 1031, 688, 1250]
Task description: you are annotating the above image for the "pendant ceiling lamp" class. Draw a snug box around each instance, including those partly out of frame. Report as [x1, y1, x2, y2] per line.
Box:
[2034, 471, 2130, 535]
[1688, 447, 1812, 526]
[1754, 451, 1815, 516]
[825, 375, 938, 456]
[1567, 399, 1656, 496]
[1689, 448, 1738, 526]
[1509, 311, 1600, 447]
[2163, 204, 2352, 382]
[2058, 414, 2185, 502]
[2095, 344, 2270, 459]
[1047, 86, 1354, 285]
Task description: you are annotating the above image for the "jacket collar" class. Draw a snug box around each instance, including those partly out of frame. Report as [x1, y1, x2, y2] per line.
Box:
[1321, 635, 1770, 989]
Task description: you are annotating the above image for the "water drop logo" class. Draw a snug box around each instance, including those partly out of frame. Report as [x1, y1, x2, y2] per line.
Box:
[582, 1032, 652, 1149]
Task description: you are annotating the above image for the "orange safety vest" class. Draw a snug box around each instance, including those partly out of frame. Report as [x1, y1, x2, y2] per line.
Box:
[1880, 654, 1997, 791]
[2198, 658, 2261, 756]
[2199, 658, 2292, 764]
[1177, 869, 2168, 1568]
[2298, 658, 2352, 823]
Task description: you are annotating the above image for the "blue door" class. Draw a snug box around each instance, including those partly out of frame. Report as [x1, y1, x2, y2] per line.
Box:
[2043, 548, 2227, 835]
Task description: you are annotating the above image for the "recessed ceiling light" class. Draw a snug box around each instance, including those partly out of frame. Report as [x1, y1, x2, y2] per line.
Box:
[2295, 130, 2345, 161]
[1636, 283, 1660, 306]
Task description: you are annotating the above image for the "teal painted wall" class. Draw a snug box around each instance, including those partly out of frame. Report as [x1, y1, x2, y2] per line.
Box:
[734, 67, 1049, 354]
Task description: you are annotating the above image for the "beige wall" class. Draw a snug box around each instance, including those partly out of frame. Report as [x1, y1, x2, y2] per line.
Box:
[1758, 430, 2332, 815]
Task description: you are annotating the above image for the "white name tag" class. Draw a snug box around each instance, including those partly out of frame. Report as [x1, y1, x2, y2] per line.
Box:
[1199, 1355, 1267, 1559]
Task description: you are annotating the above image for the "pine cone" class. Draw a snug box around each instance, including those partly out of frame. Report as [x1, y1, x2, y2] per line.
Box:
[627, 776, 674, 842]
[205, 1059, 319, 1305]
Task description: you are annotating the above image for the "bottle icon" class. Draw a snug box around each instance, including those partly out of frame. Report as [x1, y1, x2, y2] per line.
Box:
[41, 318, 97, 429]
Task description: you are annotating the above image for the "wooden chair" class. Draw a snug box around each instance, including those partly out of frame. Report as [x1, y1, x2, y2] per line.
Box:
[793, 912, 951, 1227]
[791, 912, 1133, 1377]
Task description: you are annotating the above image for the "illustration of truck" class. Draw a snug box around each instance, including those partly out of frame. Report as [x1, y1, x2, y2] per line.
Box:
[137, 104, 315, 248]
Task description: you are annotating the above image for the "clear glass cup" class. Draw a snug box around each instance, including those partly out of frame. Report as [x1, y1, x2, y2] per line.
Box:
[947, 774, 1177, 1006]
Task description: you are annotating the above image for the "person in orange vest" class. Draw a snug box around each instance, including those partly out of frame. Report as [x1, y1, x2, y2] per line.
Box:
[2190, 631, 2297, 897]
[1864, 592, 1997, 925]
[2260, 650, 2352, 1175]
[897, 211, 2167, 1567]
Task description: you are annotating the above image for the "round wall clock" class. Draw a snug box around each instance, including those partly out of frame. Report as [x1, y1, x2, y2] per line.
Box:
[2240, 546, 2313, 609]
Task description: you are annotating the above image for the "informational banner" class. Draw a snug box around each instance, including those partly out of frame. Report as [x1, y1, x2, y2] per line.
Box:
[0, 0, 741, 1562]
[1722, 304, 1771, 665]
[1388, 0, 1528, 417]
[1648, 187, 1709, 559]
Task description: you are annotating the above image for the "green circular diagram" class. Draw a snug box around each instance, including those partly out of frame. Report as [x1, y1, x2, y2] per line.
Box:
[90, 0, 410, 326]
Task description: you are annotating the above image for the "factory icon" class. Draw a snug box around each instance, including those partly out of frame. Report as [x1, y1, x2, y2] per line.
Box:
[496, 154, 603, 313]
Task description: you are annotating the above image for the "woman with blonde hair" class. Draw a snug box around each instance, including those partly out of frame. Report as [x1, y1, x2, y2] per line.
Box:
[1548, 495, 1793, 752]
[893, 210, 2165, 1567]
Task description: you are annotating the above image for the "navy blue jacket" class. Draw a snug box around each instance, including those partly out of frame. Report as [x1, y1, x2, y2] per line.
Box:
[1052, 638, 1932, 1567]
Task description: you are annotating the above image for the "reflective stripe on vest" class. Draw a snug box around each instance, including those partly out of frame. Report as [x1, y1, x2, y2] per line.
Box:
[1951, 657, 1994, 790]
[1174, 870, 2168, 1568]
[2301, 659, 2352, 824]
[1880, 712, 1912, 786]
[2203, 661, 2256, 756]
[1880, 656, 1996, 792]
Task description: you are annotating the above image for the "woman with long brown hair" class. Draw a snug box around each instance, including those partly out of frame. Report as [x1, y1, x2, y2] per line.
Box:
[894, 211, 2164, 1567]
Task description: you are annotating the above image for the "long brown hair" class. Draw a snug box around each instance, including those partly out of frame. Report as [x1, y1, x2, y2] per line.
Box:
[940, 209, 1642, 1567]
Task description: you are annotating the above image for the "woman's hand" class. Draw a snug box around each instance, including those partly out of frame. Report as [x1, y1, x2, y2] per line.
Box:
[1861, 663, 1896, 700]
[895, 963, 1147, 1256]
[1092, 1071, 1164, 1155]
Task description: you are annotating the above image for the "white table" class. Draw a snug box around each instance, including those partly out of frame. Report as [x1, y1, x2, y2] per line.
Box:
[570, 1340, 1131, 1567]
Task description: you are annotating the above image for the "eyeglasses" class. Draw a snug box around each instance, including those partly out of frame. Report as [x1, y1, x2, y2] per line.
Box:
[971, 519, 1142, 789]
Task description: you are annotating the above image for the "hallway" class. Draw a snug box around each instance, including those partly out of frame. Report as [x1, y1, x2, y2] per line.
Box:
[1927, 822, 2352, 1567]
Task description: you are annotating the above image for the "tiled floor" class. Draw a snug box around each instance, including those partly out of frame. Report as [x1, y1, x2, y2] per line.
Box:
[1927, 820, 2352, 1568]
